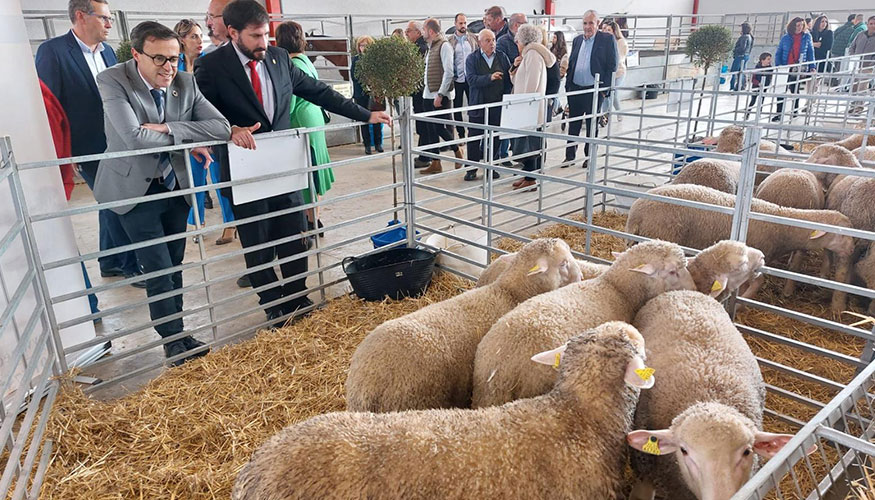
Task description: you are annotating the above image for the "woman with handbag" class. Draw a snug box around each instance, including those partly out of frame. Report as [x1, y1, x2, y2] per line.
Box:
[276, 21, 334, 237]
[351, 35, 383, 154]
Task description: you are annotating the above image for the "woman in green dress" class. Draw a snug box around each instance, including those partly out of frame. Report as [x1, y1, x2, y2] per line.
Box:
[276, 21, 332, 236]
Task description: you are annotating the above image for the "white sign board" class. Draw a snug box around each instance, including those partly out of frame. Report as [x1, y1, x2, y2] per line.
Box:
[499, 92, 541, 140]
[667, 78, 695, 113]
[228, 134, 310, 204]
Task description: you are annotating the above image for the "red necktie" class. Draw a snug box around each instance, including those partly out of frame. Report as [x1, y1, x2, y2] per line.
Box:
[247, 60, 263, 107]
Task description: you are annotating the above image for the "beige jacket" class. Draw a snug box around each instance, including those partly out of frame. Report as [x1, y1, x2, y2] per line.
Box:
[511, 42, 557, 124]
[616, 38, 629, 78]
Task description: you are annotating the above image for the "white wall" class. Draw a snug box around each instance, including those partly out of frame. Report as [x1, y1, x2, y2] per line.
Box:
[697, 0, 867, 15]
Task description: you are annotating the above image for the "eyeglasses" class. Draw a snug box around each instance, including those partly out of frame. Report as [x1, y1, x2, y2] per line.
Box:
[206, 12, 222, 21]
[140, 51, 180, 66]
[88, 13, 114, 24]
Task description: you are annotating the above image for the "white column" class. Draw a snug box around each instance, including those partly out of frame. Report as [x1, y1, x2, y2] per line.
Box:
[0, 0, 96, 373]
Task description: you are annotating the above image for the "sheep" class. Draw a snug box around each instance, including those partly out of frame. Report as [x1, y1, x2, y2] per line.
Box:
[853, 145, 875, 162]
[714, 125, 779, 155]
[345, 237, 581, 412]
[626, 291, 805, 500]
[671, 159, 740, 194]
[471, 239, 763, 409]
[755, 168, 826, 296]
[423, 233, 487, 279]
[836, 132, 871, 152]
[626, 184, 855, 312]
[232, 322, 655, 500]
[856, 242, 875, 314]
[470, 240, 696, 409]
[476, 251, 608, 287]
[806, 143, 862, 188]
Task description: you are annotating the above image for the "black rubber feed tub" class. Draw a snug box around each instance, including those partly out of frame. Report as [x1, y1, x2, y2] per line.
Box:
[342, 248, 436, 301]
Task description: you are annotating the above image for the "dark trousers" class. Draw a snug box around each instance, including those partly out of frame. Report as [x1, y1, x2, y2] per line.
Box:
[775, 73, 801, 115]
[517, 135, 544, 181]
[117, 181, 188, 338]
[422, 97, 459, 153]
[413, 92, 429, 162]
[354, 96, 383, 147]
[452, 81, 469, 138]
[79, 161, 139, 274]
[565, 89, 605, 161]
[467, 109, 502, 165]
[232, 192, 309, 316]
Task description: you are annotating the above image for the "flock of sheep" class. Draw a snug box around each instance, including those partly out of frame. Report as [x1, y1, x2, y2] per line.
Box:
[225, 126, 872, 499]
[230, 233, 809, 500]
[638, 126, 874, 314]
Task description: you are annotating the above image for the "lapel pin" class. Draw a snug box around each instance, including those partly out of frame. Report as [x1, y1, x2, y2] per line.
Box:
[171, 89, 179, 97]
[272, 58, 276, 64]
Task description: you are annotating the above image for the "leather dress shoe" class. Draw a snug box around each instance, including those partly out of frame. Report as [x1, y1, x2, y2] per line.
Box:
[464, 170, 477, 181]
[125, 271, 147, 289]
[237, 274, 252, 288]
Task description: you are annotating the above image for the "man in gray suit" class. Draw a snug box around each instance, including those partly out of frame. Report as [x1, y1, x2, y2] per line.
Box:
[95, 21, 231, 366]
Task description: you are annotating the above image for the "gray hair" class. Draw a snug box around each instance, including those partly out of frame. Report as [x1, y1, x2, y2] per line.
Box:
[68, 0, 108, 23]
[407, 20, 424, 35]
[479, 28, 495, 39]
[515, 23, 542, 47]
[509, 12, 527, 28]
[583, 9, 599, 20]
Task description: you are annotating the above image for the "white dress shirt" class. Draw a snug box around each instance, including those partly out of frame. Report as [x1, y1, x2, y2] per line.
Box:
[71, 30, 107, 81]
[233, 42, 275, 123]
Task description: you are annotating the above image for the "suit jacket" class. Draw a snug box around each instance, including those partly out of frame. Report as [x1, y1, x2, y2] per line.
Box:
[465, 49, 512, 118]
[194, 43, 371, 195]
[496, 32, 520, 63]
[566, 31, 618, 92]
[35, 30, 117, 157]
[94, 60, 231, 214]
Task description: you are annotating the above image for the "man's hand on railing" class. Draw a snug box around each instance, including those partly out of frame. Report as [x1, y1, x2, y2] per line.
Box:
[191, 147, 213, 168]
[141, 123, 169, 134]
[369, 112, 392, 126]
[230, 123, 261, 150]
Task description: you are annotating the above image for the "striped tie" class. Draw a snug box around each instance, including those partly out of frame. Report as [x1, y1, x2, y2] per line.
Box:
[150, 89, 176, 190]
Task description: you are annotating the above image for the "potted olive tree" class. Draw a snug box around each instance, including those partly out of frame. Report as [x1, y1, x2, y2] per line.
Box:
[354, 36, 424, 219]
[684, 25, 732, 134]
[115, 40, 133, 63]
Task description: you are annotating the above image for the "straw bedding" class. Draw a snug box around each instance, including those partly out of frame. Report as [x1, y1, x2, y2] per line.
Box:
[22, 212, 872, 499]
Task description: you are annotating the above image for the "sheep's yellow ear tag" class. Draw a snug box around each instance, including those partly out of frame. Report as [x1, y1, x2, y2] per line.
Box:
[711, 279, 723, 293]
[643, 436, 661, 455]
[634, 367, 655, 382]
[527, 264, 541, 275]
[553, 352, 562, 369]
[810, 230, 826, 239]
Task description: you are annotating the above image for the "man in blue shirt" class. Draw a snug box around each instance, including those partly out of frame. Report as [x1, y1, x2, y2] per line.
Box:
[564, 10, 618, 168]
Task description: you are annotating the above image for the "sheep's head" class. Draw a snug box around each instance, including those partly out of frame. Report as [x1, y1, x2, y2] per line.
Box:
[499, 238, 581, 295]
[715, 126, 744, 153]
[687, 241, 765, 301]
[627, 402, 813, 500]
[611, 240, 696, 299]
[806, 144, 861, 188]
[805, 211, 855, 257]
[531, 321, 654, 390]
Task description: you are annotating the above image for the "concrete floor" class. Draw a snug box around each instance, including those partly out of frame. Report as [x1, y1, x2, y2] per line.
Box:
[68, 89, 836, 399]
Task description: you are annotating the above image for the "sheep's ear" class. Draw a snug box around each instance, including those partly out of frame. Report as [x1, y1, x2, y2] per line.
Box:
[527, 256, 550, 276]
[531, 343, 567, 369]
[630, 263, 657, 275]
[809, 230, 827, 240]
[627, 430, 677, 456]
[709, 276, 728, 297]
[752, 432, 816, 459]
[611, 251, 622, 259]
[624, 356, 655, 389]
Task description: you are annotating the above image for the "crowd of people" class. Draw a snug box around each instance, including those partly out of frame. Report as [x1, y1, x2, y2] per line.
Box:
[32, 0, 875, 367]
[36, 0, 390, 366]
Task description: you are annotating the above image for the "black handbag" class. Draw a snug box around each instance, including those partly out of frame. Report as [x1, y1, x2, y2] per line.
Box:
[321, 109, 331, 124]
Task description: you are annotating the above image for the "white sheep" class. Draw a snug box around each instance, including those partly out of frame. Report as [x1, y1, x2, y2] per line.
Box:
[626, 184, 855, 312]
[626, 291, 808, 500]
[423, 225, 489, 278]
[345, 238, 581, 412]
[836, 132, 871, 152]
[713, 125, 779, 155]
[233, 322, 655, 500]
[825, 173, 875, 311]
[471, 240, 696, 409]
[755, 168, 826, 296]
[671, 159, 740, 194]
[476, 251, 608, 287]
[471, 240, 763, 409]
[807, 143, 862, 188]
